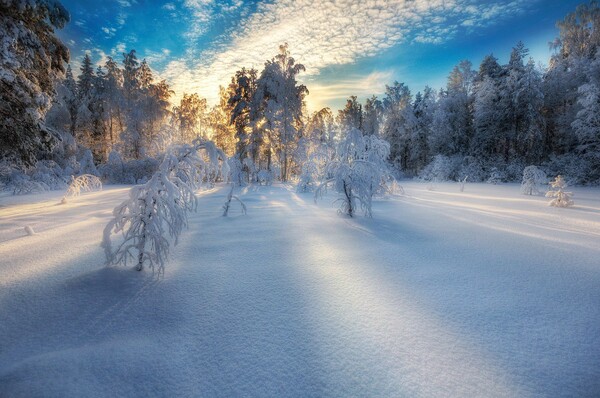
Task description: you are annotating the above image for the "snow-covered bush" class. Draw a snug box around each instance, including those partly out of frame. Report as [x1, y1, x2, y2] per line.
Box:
[102, 140, 228, 273]
[297, 161, 319, 192]
[99, 152, 160, 184]
[458, 156, 486, 182]
[487, 167, 505, 184]
[419, 155, 459, 182]
[315, 128, 392, 217]
[5, 160, 72, 195]
[31, 160, 68, 190]
[79, 149, 98, 176]
[521, 165, 547, 195]
[546, 175, 574, 207]
[297, 146, 329, 192]
[63, 174, 103, 201]
[12, 177, 48, 195]
[222, 183, 247, 216]
[99, 151, 126, 184]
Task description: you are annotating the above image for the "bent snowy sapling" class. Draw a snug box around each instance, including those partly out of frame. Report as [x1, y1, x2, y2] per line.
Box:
[102, 140, 228, 273]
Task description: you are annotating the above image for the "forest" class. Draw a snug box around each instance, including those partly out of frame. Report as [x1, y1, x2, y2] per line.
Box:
[2, 1, 600, 194]
[2, 1, 600, 396]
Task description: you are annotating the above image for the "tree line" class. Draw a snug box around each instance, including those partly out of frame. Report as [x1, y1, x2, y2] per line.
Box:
[1, 1, 599, 188]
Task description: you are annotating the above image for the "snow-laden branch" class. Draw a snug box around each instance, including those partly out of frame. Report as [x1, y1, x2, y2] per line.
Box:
[102, 139, 228, 273]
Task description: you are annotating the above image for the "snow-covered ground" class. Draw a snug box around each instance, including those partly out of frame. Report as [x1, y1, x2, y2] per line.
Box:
[1, 182, 599, 397]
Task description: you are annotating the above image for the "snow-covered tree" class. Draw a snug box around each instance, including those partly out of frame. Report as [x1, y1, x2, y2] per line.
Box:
[572, 81, 600, 182]
[255, 44, 308, 181]
[521, 165, 547, 195]
[363, 96, 383, 137]
[102, 140, 228, 273]
[472, 76, 501, 159]
[0, 0, 70, 166]
[228, 67, 258, 164]
[429, 61, 474, 160]
[337, 96, 363, 132]
[173, 93, 207, 143]
[210, 86, 236, 156]
[79, 149, 98, 176]
[411, 87, 435, 173]
[546, 175, 574, 207]
[315, 128, 391, 217]
[382, 82, 417, 173]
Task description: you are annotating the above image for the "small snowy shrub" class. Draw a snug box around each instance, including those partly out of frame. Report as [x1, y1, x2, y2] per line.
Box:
[31, 160, 68, 190]
[102, 140, 228, 273]
[12, 177, 48, 195]
[297, 161, 319, 192]
[315, 128, 392, 217]
[297, 146, 329, 192]
[63, 174, 103, 201]
[546, 175, 574, 207]
[99, 153, 160, 184]
[487, 167, 504, 184]
[521, 165, 547, 195]
[419, 154, 457, 182]
[458, 156, 486, 182]
[4, 160, 70, 195]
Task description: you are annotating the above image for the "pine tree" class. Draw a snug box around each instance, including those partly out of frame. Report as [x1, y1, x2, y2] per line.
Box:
[546, 175, 574, 207]
[337, 96, 363, 132]
[363, 96, 383, 137]
[228, 67, 258, 163]
[382, 82, 416, 173]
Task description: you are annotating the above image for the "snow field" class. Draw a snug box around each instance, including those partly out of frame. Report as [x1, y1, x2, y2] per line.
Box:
[0, 182, 599, 397]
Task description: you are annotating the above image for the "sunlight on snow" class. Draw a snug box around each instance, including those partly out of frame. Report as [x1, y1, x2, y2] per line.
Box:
[286, 190, 524, 396]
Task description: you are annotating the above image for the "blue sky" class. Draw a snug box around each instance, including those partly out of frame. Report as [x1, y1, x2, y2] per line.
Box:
[57, 0, 584, 112]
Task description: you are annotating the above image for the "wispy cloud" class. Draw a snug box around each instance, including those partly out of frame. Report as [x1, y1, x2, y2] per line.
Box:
[101, 26, 117, 38]
[162, 0, 534, 108]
